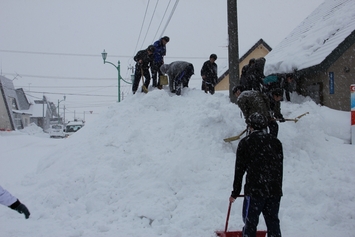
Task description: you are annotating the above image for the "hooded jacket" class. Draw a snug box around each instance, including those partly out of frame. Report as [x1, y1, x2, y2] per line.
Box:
[160, 61, 194, 81]
[237, 90, 272, 121]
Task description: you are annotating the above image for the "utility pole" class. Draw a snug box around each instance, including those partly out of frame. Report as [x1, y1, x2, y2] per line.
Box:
[227, 0, 240, 104]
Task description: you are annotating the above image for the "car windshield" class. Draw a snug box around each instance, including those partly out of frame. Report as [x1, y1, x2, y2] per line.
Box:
[51, 125, 63, 129]
[66, 125, 83, 133]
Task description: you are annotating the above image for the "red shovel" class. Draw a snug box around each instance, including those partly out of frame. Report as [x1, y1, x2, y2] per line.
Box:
[215, 195, 267, 237]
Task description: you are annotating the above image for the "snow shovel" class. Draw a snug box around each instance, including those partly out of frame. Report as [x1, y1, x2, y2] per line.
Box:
[141, 69, 148, 93]
[277, 112, 309, 123]
[215, 196, 267, 237]
[223, 129, 247, 142]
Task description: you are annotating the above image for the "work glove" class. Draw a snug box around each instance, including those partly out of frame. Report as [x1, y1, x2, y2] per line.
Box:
[10, 200, 30, 219]
[279, 117, 286, 123]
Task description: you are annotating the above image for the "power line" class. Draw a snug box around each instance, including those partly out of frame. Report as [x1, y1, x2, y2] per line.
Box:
[16, 85, 116, 89]
[3, 72, 116, 80]
[133, 0, 151, 56]
[152, 0, 172, 42]
[0, 49, 130, 58]
[140, 0, 160, 49]
[160, 0, 180, 37]
[26, 90, 117, 97]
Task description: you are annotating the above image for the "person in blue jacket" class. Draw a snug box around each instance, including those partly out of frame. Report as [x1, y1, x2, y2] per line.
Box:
[0, 185, 30, 219]
[151, 36, 170, 88]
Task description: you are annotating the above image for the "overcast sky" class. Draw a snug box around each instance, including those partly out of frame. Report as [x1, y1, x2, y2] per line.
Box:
[0, 0, 324, 121]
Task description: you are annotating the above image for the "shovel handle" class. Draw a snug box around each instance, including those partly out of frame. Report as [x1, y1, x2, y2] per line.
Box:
[224, 201, 232, 232]
[224, 195, 245, 232]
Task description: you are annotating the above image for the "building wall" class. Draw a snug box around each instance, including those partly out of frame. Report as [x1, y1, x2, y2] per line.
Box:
[324, 42, 355, 111]
[298, 42, 355, 111]
[215, 45, 270, 91]
[0, 92, 13, 130]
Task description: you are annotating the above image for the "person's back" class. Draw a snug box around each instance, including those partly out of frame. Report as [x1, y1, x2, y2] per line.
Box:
[237, 130, 283, 197]
[230, 112, 283, 237]
[236, 90, 271, 121]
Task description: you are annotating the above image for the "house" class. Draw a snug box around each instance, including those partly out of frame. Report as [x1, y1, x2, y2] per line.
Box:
[28, 96, 58, 132]
[0, 75, 20, 130]
[264, 0, 355, 111]
[0, 75, 59, 131]
[215, 38, 272, 91]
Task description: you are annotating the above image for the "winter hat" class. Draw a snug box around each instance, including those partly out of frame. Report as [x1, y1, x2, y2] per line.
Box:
[247, 112, 268, 130]
[162, 36, 170, 42]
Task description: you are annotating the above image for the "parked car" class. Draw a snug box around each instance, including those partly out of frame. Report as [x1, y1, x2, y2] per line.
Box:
[65, 120, 84, 137]
[49, 124, 65, 138]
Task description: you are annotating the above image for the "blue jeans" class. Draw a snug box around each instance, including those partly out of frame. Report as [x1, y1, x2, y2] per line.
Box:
[242, 196, 281, 237]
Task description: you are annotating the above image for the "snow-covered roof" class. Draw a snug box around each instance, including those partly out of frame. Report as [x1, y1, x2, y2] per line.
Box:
[264, 0, 355, 76]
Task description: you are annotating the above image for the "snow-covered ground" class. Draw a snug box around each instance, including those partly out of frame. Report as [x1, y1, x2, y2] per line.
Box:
[1, 87, 354, 237]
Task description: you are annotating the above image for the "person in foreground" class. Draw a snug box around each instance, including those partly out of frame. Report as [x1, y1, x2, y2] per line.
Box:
[229, 112, 283, 237]
[0, 185, 30, 219]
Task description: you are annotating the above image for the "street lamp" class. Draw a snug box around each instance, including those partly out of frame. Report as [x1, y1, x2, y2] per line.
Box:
[101, 49, 132, 102]
[58, 96, 66, 124]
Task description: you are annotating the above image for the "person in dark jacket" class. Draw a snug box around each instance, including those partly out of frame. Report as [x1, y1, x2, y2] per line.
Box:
[151, 36, 169, 88]
[201, 54, 218, 94]
[268, 88, 285, 137]
[0, 185, 30, 219]
[240, 58, 255, 91]
[282, 73, 296, 101]
[233, 86, 272, 123]
[229, 112, 283, 237]
[132, 45, 155, 94]
[160, 61, 194, 96]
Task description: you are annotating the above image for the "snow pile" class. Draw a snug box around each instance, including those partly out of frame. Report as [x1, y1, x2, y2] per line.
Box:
[1, 88, 354, 237]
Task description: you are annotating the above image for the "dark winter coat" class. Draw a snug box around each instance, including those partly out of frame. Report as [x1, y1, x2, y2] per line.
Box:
[200, 60, 218, 85]
[231, 130, 283, 198]
[240, 64, 250, 90]
[153, 39, 166, 64]
[268, 93, 283, 119]
[134, 49, 154, 70]
[237, 90, 272, 121]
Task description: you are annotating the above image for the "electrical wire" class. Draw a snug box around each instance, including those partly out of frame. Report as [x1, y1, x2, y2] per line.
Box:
[0, 49, 129, 58]
[139, 0, 160, 49]
[132, 0, 151, 57]
[159, 0, 180, 37]
[152, 0, 172, 42]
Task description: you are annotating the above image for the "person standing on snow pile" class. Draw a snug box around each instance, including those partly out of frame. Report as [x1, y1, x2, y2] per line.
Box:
[0, 185, 30, 219]
[267, 88, 285, 137]
[201, 54, 218, 95]
[229, 112, 283, 237]
[240, 58, 255, 91]
[243, 57, 266, 91]
[282, 73, 296, 102]
[151, 36, 169, 89]
[160, 61, 194, 96]
[132, 45, 155, 94]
